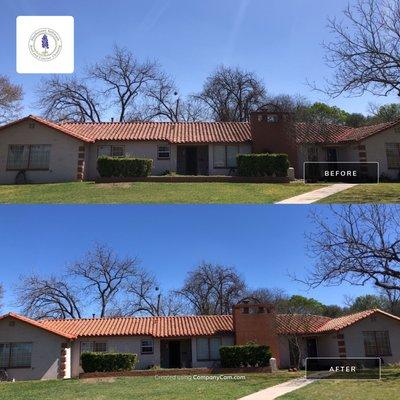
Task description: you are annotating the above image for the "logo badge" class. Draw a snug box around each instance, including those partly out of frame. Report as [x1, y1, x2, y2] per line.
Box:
[17, 16, 74, 74]
[28, 28, 62, 62]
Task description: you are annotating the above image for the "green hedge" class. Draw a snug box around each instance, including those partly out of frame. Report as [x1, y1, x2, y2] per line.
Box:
[81, 352, 138, 372]
[97, 156, 153, 177]
[219, 343, 272, 368]
[237, 154, 289, 177]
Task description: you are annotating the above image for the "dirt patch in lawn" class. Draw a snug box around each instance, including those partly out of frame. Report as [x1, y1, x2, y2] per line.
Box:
[80, 377, 117, 384]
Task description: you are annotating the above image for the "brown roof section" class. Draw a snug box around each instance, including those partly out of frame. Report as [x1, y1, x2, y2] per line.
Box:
[296, 120, 400, 144]
[0, 313, 76, 339]
[276, 314, 331, 335]
[276, 309, 400, 335]
[0, 115, 93, 143]
[39, 315, 234, 338]
[61, 121, 252, 144]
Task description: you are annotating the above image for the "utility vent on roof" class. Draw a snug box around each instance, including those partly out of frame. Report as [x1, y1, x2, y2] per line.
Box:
[29, 123, 35, 129]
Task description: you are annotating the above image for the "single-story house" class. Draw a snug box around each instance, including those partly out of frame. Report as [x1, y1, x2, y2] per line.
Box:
[1, 112, 400, 183]
[1, 302, 400, 380]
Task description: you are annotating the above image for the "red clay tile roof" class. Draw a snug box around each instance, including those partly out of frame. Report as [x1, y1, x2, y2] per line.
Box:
[0, 115, 94, 143]
[2, 309, 399, 339]
[316, 309, 400, 333]
[276, 309, 400, 335]
[275, 314, 331, 335]
[39, 315, 234, 338]
[0, 313, 76, 339]
[61, 121, 252, 144]
[1, 115, 398, 145]
[295, 120, 400, 144]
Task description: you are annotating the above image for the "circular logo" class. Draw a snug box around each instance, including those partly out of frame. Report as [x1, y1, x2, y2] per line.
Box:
[28, 28, 62, 62]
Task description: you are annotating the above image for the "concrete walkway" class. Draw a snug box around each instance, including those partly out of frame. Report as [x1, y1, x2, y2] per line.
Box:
[275, 183, 357, 204]
[238, 378, 314, 400]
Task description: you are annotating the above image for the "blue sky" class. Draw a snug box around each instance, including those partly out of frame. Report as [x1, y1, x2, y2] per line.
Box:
[0, 0, 398, 116]
[0, 205, 375, 313]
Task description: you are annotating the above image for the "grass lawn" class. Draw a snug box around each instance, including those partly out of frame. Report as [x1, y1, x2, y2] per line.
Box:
[0, 372, 301, 400]
[319, 183, 400, 204]
[278, 368, 400, 400]
[0, 182, 325, 204]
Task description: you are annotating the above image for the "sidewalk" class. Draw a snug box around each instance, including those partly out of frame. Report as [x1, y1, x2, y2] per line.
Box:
[275, 184, 357, 204]
[238, 378, 314, 400]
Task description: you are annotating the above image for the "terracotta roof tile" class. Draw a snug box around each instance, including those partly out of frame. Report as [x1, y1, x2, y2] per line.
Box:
[39, 315, 234, 338]
[295, 120, 400, 144]
[2, 309, 399, 339]
[275, 314, 332, 335]
[61, 121, 252, 144]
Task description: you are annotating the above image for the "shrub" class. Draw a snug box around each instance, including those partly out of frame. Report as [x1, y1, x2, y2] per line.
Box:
[237, 154, 289, 177]
[81, 352, 138, 373]
[219, 343, 272, 368]
[97, 156, 153, 178]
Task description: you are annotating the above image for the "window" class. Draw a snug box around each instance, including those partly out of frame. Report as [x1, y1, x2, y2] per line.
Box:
[363, 331, 392, 356]
[385, 143, 400, 169]
[80, 341, 107, 354]
[0, 343, 32, 368]
[141, 339, 154, 354]
[97, 145, 125, 158]
[158, 145, 170, 159]
[213, 145, 239, 168]
[307, 146, 319, 162]
[264, 114, 279, 123]
[7, 145, 51, 170]
[196, 337, 222, 361]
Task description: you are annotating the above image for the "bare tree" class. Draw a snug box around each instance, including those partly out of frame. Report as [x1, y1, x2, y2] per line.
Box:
[138, 73, 207, 122]
[176, 262, 246, 315]
[111, 268, 185, 316]
[89, 46, 160, 122]
[37, 77, 102, 122]
[15, 275, 82, 319]
[0, 75, 23, 124]
[0, 284, 3, 311]
[245, 287, 289, 309]
[69, 244, 139, 317]
[320, 0, 400, 97]
[305, 205, 400, 292]
[194, 66, 267, 122]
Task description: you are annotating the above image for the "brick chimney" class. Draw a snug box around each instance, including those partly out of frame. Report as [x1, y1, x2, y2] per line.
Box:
[233, 301, 280, 366]
[250, 108, 298, 170]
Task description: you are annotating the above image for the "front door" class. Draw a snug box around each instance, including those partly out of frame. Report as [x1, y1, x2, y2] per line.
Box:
[306, 338, 318, 357]
[185, 147, 198, 175]
[177, 146, 209, 175]
[169, 341, 181, 368]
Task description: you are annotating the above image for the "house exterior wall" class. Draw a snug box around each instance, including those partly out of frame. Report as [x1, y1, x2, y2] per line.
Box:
[297, 144, 357, 178]
[70, 336, 161, 377]
[86, 141, 177, 179]
[190, 335, 234, 368]
[0, 317, 68, 381]
[0, 120, 83, 184]
[340, 313, 400, 364]
[87, 141, 251, 178]
[362, 126, 400, 180]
